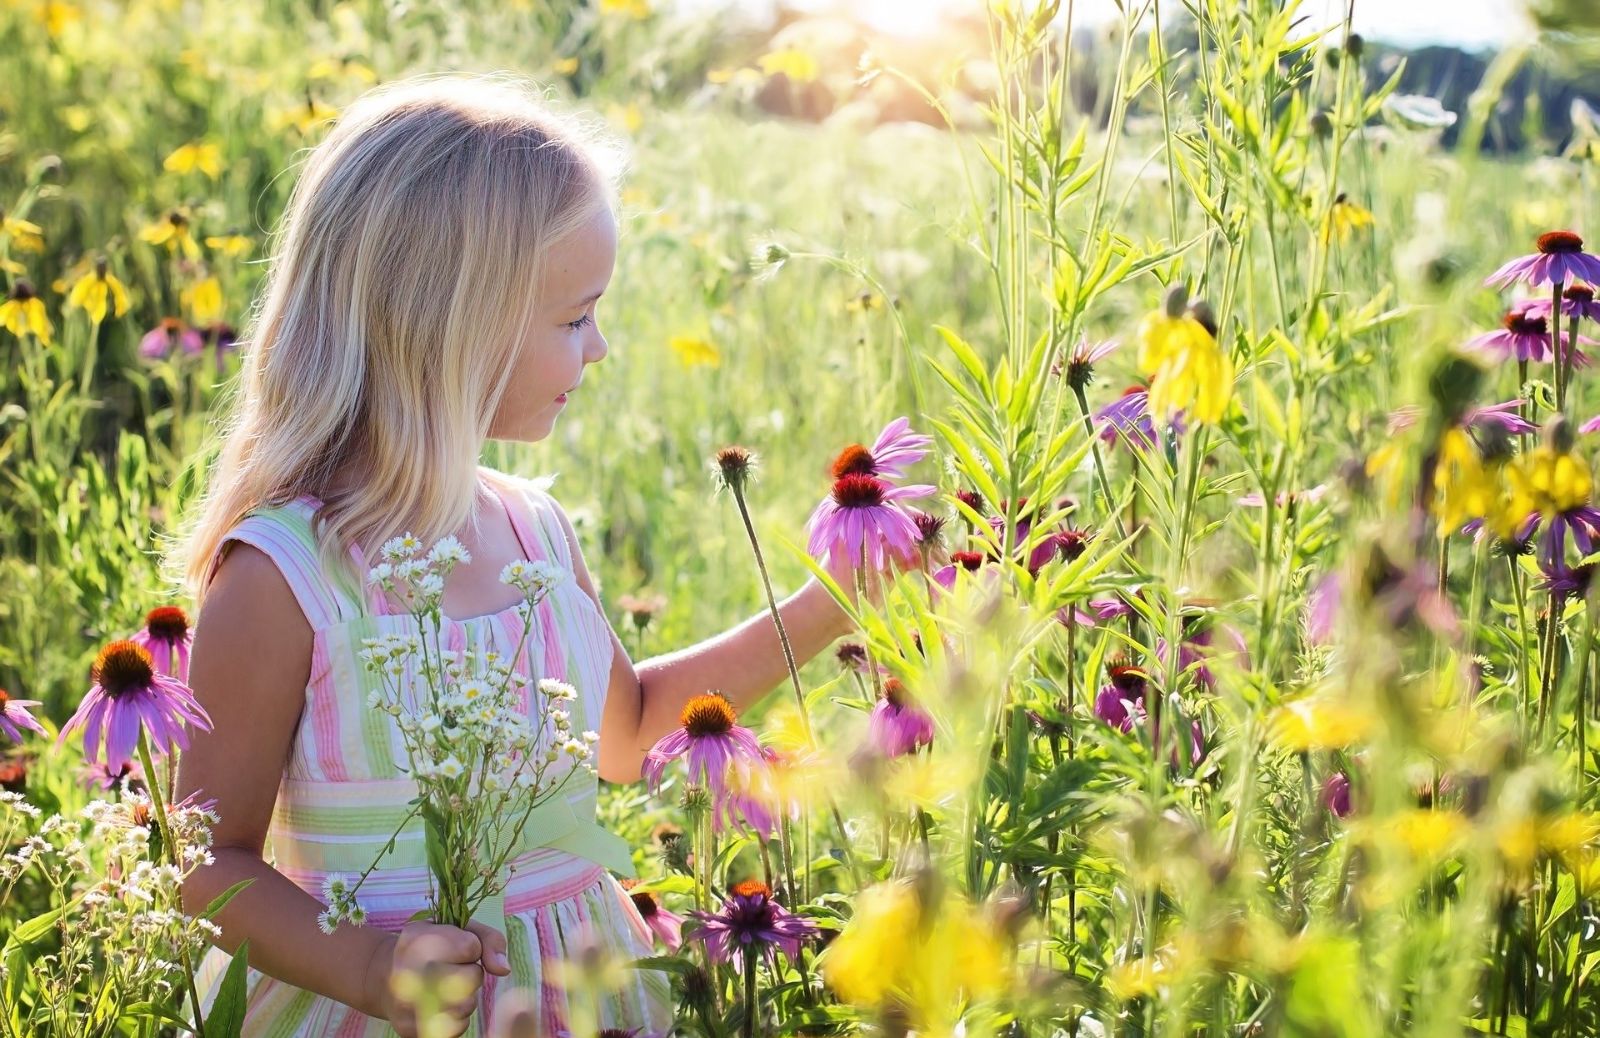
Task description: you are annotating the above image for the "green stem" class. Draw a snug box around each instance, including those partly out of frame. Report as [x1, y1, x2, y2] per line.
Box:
[135, 732, 207, 1038]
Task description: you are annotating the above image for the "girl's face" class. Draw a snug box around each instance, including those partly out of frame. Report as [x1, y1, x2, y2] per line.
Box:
[490, 204, 617, 443]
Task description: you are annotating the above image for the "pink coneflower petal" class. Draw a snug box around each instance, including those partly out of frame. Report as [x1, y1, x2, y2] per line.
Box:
[867, 417, 934, 480]
[0, 692, 46, 745]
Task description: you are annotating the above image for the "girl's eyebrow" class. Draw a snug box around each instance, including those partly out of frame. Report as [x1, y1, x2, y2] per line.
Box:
[568, 289, 605, 308]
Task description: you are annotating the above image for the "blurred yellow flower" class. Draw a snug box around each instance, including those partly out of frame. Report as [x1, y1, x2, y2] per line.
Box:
[0, 280, 53, 344]
[270, 97, 339, 136]
[1320, 192, 1374, 244]
[1391, 808, 1467, 862]
[204, 234, 253, 258]
[163, 142, 223, 179]
[1269, 696, 1372, 751]
[821, 880, 1008, 1030]
[607, 102, 643, 134]
[708, 67, 764, 88]
[757, 48, 820, 83]
[1505, 444, 1591, 518]
[59, 105, 93, 133]
[66, 262, 131, 324]
[35, 1, 79, 37]
[845, 290, 882, 314]
[182, 275, 224, 325]
[599, 0, 651, 17]
[307, 56, 377, 84]
[669, 334, 721, 368]
[552, 56, 580, 76]
[2, 214, 44, 253]
[1431, 427, 1500, 534]
[139, 210, 202, 260]
[1137, 302, 1233, 425]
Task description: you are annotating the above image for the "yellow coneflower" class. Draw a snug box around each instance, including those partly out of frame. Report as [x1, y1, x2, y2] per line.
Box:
[1430, 427, 1500, 534]
[669, 333, 721, 368]
[1321, 191, 1374, 244]
[139, 209, 202, 260]
[162, 142, 223, 179]
[2, 213, 44, 253]
[1504, 442, 1592, 518]
[1137, 285, 1233, 424]
[66, 257, 131, 325]
[181, 275, 224, 326]
[0, 280, 54, 344]
[757, 47, 820, 83]
[203, 233, 252, 258]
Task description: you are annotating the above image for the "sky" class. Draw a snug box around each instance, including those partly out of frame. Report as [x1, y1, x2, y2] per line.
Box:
[690, 0, 1533, 51]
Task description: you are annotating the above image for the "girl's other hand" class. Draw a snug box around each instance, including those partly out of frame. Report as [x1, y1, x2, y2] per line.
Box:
[365, 920, 511, 1037]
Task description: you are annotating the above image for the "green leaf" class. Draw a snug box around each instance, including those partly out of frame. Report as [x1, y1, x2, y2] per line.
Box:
[205, 938, 251, 1038]
[628, 954, 698, 976]
[201, 877, 257, 921]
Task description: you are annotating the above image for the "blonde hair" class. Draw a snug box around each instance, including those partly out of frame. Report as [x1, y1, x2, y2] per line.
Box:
[165, 72, 625, 609]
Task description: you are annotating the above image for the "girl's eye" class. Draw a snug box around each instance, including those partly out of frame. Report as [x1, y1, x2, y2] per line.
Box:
[566, 313, 593, 331]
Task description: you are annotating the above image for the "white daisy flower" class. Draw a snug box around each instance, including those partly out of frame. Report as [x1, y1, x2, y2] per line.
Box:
[437, 756, 465, 779]
[317, 909, 338, 935]
[427, 536, 471, 567]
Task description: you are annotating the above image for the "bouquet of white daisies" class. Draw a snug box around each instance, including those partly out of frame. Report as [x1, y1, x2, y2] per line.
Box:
[318, 533, 599, 934]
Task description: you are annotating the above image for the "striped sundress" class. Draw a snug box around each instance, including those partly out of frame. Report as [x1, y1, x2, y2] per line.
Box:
[190, 466, 673, 1037]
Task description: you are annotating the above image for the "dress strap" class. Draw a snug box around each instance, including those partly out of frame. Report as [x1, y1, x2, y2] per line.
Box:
[481, 468, 572, 572]
[204, 499, 368, 630]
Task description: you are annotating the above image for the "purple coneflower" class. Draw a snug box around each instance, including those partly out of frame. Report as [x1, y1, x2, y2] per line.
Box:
[1094, 664, 1150, 732]
[867, 678, 935, 758]
[806, 474, 935, 572]
[0, 689, 45, 745]
[828, 417, 934, 482]
[1165, 613, 1250, 692]
[130, 605, 193, 682]
[1055, 335, 1121, 389]
[138, 318, 205, 360]
[1056, 597, 1133, 628]
[1485, 230, 1600, 289]
[82, 757, 145, 793]
[1096, 385, 1182, 451]
[1525, 283, 1600, 324]
[1237, 484, 1329, 508]
[1322, 772, 1352, 818]
[713, 746, 797, 839]
[933, 549, 988, 590]
[59, 640, 212, 766]
[1465, 301, 1591, 364]
[642, 693, 766, 800]
[1094, 663, 1205, 765]
[623, 884, 685, 952]
[1388, 400, 1536, 437]
[687, 879, 818, 968]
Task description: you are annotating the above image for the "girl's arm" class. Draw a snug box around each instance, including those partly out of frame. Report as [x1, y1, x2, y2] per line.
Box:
[547, 502, 859, 784]
[174, 544, 394, 1017]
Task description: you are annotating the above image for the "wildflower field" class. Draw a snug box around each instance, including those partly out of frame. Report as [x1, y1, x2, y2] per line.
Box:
[4, 0, 1600, 1035]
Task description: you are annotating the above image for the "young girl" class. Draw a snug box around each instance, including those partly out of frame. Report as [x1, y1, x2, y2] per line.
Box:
[172, 74, 865, 1038]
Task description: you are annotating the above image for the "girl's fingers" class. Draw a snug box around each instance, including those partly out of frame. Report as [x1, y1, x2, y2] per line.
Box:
[465, 920, 511, 976]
